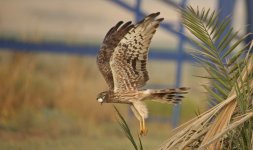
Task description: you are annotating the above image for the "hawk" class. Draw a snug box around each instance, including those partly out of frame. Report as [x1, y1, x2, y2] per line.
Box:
[96, 12, 189, 135]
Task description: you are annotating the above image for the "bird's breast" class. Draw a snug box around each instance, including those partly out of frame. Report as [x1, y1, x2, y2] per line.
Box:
[109, 91, 143, 104]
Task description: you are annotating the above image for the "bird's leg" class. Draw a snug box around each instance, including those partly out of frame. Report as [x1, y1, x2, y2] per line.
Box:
[140, 117, 148, 136]
[139, 120, 142, 134]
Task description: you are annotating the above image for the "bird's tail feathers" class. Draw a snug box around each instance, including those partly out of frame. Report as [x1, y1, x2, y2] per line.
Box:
[144, 87, 190, 104]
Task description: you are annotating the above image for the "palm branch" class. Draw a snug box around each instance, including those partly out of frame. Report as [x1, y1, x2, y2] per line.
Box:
[182, 6, 251, 103]
[114, 106, 143, 150]
[158, 6, 253, 149]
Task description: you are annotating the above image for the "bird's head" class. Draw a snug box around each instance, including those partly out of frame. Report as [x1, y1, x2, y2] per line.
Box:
[96, 91, 109, 104]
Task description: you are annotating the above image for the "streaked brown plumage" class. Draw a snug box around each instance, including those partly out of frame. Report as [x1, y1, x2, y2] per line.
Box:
[96, 12, 189, 135]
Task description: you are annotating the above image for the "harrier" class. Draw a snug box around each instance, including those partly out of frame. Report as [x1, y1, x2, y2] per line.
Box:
[96, 12, 189, 135]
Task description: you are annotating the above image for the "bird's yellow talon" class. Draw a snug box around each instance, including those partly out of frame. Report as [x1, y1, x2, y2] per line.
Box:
[140, 128, 148, 136]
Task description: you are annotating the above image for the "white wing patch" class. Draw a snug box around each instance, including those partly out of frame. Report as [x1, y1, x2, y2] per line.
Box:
[143, 89, 151, 95]
[130, 101, 148, 120]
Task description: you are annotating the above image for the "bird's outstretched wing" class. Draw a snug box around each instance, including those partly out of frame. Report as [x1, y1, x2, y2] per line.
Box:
[110, 12, 164, 92]
[97, 21, 134, 90]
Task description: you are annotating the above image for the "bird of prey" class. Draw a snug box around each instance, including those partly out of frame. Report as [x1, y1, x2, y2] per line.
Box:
[96, 12, 189, 136]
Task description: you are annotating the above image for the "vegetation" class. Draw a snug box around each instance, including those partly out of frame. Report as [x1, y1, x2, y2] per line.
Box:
[159, 6, 253, 150]
[117, 5, 253, 150]
[0, 52, 196, 150]
[114, 106, 143, 150]
[1, 4, 252, 150]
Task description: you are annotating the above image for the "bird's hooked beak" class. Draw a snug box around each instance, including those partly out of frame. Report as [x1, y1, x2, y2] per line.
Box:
[97, 98, 104, 105]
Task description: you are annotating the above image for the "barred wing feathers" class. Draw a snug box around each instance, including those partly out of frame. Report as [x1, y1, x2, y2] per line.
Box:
[97, 21, 134, 90]
[110, 12, 164, 92]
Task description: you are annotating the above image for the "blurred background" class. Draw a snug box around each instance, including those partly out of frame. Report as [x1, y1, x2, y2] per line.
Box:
[0, 0, 252, 149]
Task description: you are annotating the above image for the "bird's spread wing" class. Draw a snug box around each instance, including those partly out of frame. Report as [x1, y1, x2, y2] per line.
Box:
[97, 21, 134, 90]
[110, 12, 164, 92]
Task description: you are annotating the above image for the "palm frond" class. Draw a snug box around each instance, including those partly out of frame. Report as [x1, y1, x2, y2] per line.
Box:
[159, 55, 253, 150]
[200, 112, 253, 148]
[113, 106, 143, 150]
[158, 6, 253, 149]
[182, 6, 251, 103]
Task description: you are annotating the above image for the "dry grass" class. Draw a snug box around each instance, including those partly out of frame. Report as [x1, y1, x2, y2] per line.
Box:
[0, 50, 203, 150]
[0, 50, 203, 125]
[0, 50, 118, 125]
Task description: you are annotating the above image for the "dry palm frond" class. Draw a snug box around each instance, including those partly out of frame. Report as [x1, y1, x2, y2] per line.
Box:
[201, 112, 253, 148]
[158, 6, 253, 150]
[158, 56, 253, 150]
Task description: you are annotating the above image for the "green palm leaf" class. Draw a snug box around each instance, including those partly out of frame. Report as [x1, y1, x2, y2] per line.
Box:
[181, 6, 250, 102]
[180, 6, 253, 149]
[159, 6, 253, 150]
[114, 106, 143, 150]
